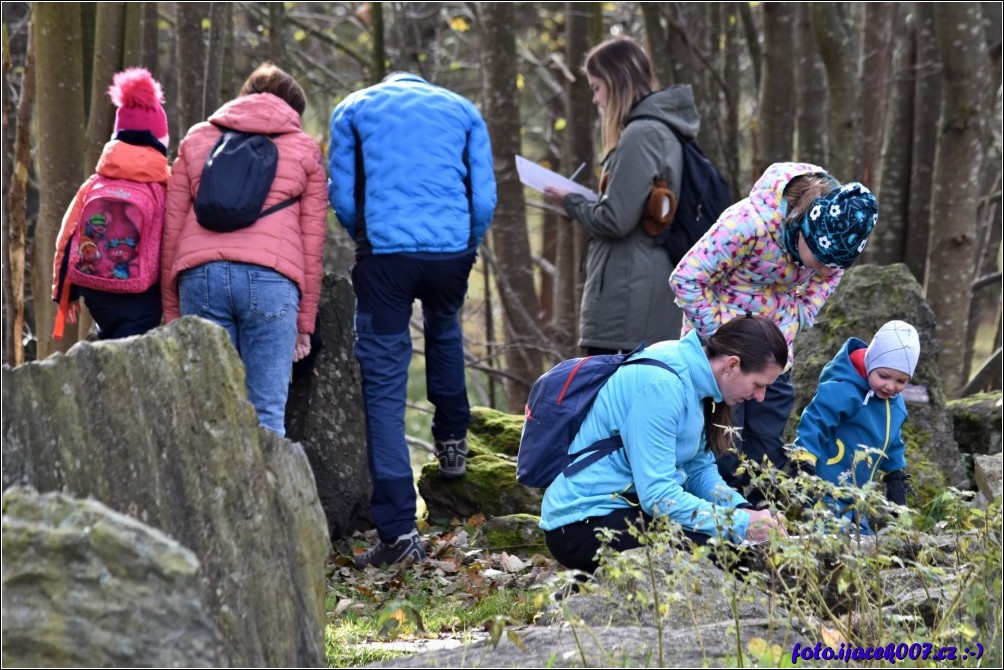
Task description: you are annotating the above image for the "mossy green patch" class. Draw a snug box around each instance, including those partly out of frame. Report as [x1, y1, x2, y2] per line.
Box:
[470, 406, 524, 457]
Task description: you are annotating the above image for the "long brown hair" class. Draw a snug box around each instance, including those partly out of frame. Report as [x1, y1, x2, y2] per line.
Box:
[583, 38, 658, 154]
[702, 315, 788, 457]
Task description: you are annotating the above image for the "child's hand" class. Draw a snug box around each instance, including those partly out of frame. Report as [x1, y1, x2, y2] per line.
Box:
[66, 302, 81, 325]
[293, 332, 312, 362]
[745, 508, 786, 542]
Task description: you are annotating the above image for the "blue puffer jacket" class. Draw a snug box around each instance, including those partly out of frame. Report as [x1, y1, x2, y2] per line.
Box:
[795, 338, 908, 487]
[328, 73, 497, 255]
[540, 330, 750, 542]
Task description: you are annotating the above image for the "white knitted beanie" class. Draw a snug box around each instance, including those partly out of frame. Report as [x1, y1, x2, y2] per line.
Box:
[864, 320, 920, 377]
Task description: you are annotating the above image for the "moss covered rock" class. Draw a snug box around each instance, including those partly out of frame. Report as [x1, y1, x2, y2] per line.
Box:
[470, 406, 524, 457]
[474, 513, 549, 555]
[418, 454, 542, 521]
[947, 392, 1003, 456]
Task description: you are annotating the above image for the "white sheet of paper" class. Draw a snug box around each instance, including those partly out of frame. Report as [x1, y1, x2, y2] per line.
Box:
[516, 155, 598, 202]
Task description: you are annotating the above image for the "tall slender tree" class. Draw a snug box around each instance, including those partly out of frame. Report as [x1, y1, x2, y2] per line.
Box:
[478, 2, 544, 410]
[904, 3, 941, 280]
[927, 3, 992, 395]
[203, 2, 228, 116]
[85, 3, 126, 169]
[6, 14, 35, 365]
[812, 2, 861, 181]
[175, 2, 207, 133]
[757, 3, 795, 176]
[31, 4, 87, 357]
[869, 8, 916, 267]
[794, 3, 828, 166]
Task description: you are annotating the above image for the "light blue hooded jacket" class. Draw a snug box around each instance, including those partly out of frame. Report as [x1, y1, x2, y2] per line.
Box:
[328, 73, 497, 255]
[540, 330, 751, 542]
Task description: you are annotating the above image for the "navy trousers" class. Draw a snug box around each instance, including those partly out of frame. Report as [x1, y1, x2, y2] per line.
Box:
[79, 283, 162, 340]
[352, 251, 477, 542]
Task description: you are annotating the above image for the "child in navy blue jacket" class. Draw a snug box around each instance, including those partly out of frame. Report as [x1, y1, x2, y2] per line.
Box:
[792, 320, 919, 526]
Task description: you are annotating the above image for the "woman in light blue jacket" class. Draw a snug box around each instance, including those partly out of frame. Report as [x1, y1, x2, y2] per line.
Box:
[541, 315, 789, 573]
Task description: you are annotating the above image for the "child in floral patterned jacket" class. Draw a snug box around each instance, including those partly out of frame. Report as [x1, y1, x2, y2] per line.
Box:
[669, 162, 878, 504]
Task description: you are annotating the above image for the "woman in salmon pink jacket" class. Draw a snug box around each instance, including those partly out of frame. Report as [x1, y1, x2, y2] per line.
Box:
[162, 63, 327, 436]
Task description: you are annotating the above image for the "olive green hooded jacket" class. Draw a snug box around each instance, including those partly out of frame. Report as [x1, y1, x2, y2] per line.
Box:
[564, 84, 699, 351]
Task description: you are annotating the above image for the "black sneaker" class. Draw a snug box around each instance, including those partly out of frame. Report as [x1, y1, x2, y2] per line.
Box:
[436, 437, 468, 478]
[353, 534, 426, 569]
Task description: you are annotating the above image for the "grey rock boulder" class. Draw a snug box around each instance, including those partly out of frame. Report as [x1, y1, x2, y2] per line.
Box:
[286, 273, 373, 540]
[1, 317, 329, 667]
[2, 487, 226, 667]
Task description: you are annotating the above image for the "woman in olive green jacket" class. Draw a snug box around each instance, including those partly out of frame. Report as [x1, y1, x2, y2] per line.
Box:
[545, 37, 692, 354]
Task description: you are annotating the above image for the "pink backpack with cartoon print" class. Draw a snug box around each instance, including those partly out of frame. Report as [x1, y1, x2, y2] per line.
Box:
[67, 175, 165, 293]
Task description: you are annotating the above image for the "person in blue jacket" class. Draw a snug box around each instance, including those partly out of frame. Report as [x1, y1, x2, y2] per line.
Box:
[328, 72, 497, 568]
[541, 315, 790, 574]
[791, 320, 919, 531]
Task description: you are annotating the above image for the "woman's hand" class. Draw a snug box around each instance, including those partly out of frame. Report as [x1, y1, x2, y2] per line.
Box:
[745, 508, 787, 543]
[293, 332, 312, 362]
[543, 185, 571, 206]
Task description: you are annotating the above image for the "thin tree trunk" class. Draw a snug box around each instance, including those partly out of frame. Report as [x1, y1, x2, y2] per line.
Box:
[142, 2, 158, 73]
[268, 2, 287, 68]
[665, 3, 698, 86]
[85, 3, 126, 169]
[478, 2, 544, 411]
[123, 2, 144, 68]
[904, 3, 941, 280]
[859, 3, 896, 188]
[722, 3, 741, 193]
[559, 2, 596, 358]
[739, 2, 762, 93]
[176, 2, 207, 133]
[868, 7, 916, 268]
[641, 4, 672, 87]
[203, 2, 228, 117]
[812, 2, 861, 181]
[927, 3, 992, 395]
[7, 19, 35, 365]
[371, 2, 386, 84]
[757, 3, 795, 176]
[794, 2, 828, 166]
[32, 3, 87, 358]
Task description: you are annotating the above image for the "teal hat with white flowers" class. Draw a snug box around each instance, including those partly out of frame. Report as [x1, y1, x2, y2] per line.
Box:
[798, 183, 878, 269]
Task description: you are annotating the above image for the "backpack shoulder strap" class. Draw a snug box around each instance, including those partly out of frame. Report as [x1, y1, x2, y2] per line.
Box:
[560, 356, 679, 478]
[625, 114, 686, 143]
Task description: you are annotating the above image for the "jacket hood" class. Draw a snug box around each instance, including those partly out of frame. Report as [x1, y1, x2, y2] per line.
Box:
[748, 162, 832, 230]
[208, 93, 303, 135]
[629, 84, 700, 139]
[820, 337, 871, 399]
[95, 140, 171, 183]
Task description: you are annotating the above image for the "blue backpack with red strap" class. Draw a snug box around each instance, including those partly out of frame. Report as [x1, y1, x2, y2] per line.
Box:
[516, 346, 676, 489]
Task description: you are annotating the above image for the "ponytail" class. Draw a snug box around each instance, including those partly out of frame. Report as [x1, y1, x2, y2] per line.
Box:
[702, 315, 788, 457]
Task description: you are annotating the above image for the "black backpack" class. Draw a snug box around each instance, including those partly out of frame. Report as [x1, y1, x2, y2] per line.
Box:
[628, 115, 734, 265]
[194, 129, 299, 232]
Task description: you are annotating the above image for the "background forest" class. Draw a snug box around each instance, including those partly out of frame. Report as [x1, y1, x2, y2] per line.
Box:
[3, 2, 1002, 414]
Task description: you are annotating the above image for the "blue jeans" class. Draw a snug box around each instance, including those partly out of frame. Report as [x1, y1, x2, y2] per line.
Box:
[179, 261, 299, 436]
[351, 251, 476, 542]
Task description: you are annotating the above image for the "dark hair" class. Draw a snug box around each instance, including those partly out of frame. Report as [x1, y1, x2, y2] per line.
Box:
[702, 315, 788, 456]
[240, 63, 306, 117]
